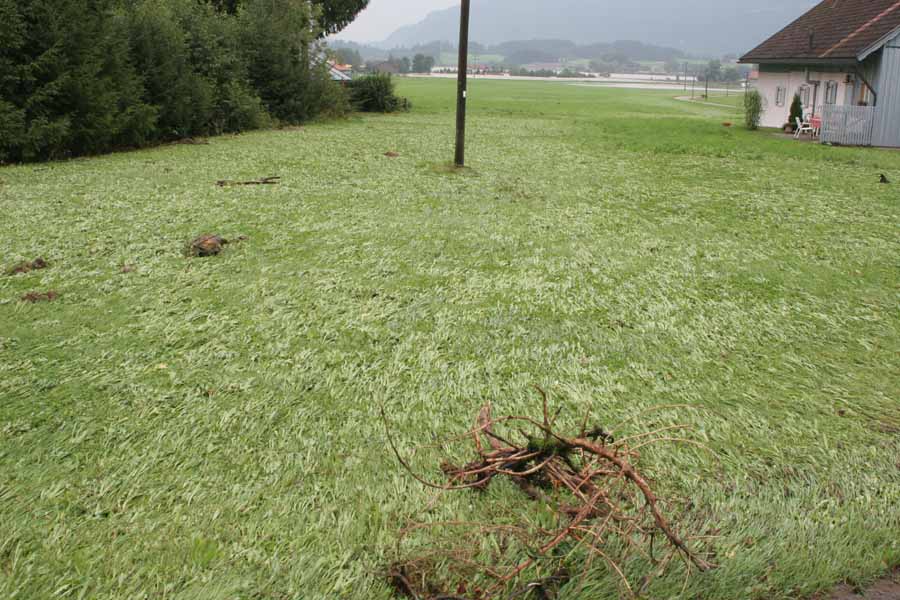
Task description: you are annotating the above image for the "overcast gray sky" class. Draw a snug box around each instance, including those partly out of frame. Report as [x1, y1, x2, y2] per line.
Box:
[336, 0, 459, 42]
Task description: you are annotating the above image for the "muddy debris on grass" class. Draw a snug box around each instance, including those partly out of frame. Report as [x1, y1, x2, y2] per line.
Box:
[216, 176, 280, 187]
[385, 151, 400, 158]
[7, 257, 48, 276]
[186, 235, 227, 257]
[383, 387, 717, 599]
[120, 264, 137, 274]
[185, 234, 248, 257]
[21, 291, 58, 303]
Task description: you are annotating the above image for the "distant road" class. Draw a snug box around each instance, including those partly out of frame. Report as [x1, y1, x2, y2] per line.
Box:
[573, 82, 735, 92]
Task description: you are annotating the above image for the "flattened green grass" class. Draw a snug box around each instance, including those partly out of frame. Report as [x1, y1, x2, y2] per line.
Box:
[1, 78, 898, 599]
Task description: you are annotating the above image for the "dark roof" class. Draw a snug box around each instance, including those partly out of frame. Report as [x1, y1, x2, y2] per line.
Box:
[741, 0, 900, 63]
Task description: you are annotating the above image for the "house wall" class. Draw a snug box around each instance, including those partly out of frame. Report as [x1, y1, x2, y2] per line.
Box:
[872, 32, 900, 148]
[754, 65, 855, 128]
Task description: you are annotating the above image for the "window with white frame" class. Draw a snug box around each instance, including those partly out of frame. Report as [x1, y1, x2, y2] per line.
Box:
[825, 81, 838, 105]
[775, 86, 787, 106]
[799, 85, 810, 106]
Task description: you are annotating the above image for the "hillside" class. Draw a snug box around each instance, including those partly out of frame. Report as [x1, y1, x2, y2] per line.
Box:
[379, 0, 817, 55]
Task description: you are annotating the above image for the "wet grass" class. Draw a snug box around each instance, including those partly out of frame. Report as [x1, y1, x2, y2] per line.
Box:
[0, 78, 898, 599]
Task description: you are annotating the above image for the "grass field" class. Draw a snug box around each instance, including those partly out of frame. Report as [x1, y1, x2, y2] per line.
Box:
[681, 93, 746, 109]
[1, 78, 899, 600]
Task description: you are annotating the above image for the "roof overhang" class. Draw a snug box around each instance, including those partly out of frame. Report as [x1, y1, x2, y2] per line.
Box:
[858, 24, 900, 59]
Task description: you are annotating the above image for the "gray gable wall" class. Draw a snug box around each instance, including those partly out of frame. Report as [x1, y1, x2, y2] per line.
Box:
[873, 31, 900, 147]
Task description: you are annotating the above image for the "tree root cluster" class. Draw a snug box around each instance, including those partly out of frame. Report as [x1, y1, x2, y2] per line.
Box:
[384, 388, 715, 599]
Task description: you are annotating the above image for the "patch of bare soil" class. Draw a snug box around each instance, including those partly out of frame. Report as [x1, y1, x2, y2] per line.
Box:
[825, 571, 900, 600]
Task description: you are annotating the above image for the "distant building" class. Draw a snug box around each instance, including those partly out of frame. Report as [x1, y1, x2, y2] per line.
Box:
[328, 63, 352, 82]
[740, 0, 900, 146]
[370, 62, 400, 75]
[521, 63, 565, 74]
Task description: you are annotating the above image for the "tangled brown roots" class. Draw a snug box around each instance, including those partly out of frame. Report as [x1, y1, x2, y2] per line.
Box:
[383, 388, 716, 599]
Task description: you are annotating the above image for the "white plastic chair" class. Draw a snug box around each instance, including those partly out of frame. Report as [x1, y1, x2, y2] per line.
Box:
[795, 117, 814, 139]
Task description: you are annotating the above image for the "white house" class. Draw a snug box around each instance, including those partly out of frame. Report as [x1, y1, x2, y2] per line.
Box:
[740, 0, 900, 147]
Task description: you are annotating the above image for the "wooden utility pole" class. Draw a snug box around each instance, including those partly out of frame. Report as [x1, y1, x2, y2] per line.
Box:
[454, 0, 471, 167]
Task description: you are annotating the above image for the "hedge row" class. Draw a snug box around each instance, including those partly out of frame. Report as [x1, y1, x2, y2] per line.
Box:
[0, 0, 347, 162]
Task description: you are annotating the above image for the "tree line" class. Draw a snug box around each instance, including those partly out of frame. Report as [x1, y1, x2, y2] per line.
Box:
[0, 0, 367, 163]
[332, 38, 687, 69]
[332, 49, 435, 75]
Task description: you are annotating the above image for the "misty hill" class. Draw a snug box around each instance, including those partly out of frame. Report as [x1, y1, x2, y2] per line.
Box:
[379, 0, 817, 55]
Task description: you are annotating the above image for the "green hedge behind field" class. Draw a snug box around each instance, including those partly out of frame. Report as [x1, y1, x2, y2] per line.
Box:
[0, 0, 348, 163]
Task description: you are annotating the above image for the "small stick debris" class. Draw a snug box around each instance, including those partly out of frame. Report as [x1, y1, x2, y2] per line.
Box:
[385, 151, 400, 158]
[21, 291, 58, 303]
[7, 257, 48, 276]
[216, 176, 280, 187]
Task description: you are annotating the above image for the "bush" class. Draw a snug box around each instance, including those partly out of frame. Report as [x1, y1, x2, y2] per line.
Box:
[789, 93, 804, 129]
[0, 0, 349, 162]
[307, 71, 352, 119]
[0, 101, 26, 163]
[347, 73, 410, 113]
[744, 90, 764, 130]
[1, 0, 157, 161]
